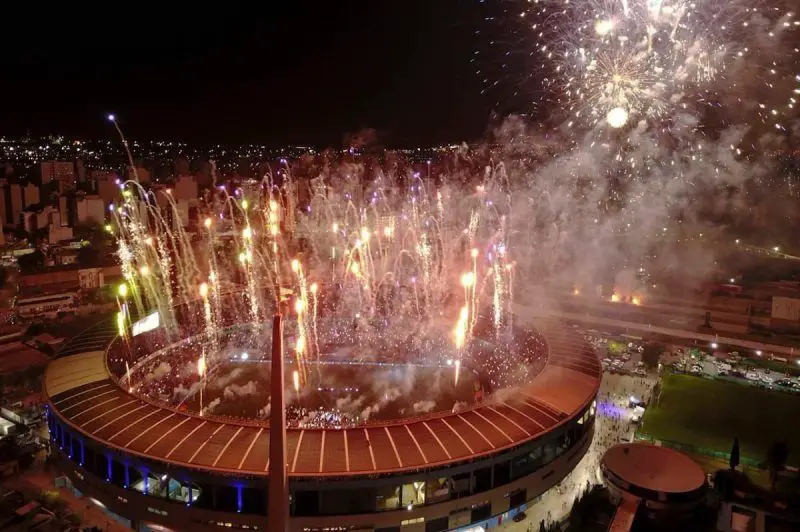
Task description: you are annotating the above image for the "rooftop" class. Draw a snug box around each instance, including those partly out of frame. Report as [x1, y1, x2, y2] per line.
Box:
[45, 320, 600, 477]
[603, 443, 705, 494]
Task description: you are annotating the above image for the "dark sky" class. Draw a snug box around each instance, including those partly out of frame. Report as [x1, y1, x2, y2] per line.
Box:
[0, 1, 513, 147]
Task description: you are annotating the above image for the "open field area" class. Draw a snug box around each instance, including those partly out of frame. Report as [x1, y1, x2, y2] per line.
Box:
[639, 373, 800, 466]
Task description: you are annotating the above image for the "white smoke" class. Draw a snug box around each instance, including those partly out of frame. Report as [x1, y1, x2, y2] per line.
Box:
[222, 381, 259, 399]
[204, 397, 221, 414]
[412, 400, 437, 414]
[144, 362, 171, 383]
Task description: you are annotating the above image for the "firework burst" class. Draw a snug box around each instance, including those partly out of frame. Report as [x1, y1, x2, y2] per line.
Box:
[480, 0, 799, 130]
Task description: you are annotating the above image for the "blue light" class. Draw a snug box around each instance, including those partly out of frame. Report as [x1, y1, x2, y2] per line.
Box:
[237, 485, 243, 513]
[107, 455, 112, 481]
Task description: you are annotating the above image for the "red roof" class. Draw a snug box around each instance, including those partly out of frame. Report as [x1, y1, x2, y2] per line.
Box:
[46, 321, 599, 477]
[0, 342, 50, 375]
[603, 443, 705, 493]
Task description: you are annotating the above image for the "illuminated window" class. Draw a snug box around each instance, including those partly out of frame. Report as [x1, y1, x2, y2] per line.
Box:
[425, 478, 451, 503]
[168, 479, 200, 503]
[401, 481, 426, 507]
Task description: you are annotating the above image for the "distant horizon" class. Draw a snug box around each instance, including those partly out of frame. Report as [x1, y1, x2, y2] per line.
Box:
[0, 131, 476, 151]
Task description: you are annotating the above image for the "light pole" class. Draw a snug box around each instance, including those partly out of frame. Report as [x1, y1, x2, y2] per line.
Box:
[268, 313, 289, 531]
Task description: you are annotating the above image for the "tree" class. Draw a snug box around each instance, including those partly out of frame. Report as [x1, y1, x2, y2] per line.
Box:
[17, 249, 45, 273]
[641, 343, 664, 369]
[77, 245, 100, 266]
[766, 441, 789, 491]
[730, 438, 740, 470]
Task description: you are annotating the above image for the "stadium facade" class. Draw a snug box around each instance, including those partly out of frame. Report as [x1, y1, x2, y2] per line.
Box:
[45, 320, 599, 531]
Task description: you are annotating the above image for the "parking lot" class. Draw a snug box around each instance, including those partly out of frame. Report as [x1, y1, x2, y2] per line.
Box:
[576, 325, 800, 393]
[664, 348, 800, 390]
[581, 329, 649, 378]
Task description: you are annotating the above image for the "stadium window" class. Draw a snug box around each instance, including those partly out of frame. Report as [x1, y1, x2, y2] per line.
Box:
[293, 490, 320, 516]
[400, 481, 426, 507]
[424, 478, 451, 503]
[129, 468, 145, 494]
[374, 485, 401, 511]
[471, 502, 491, 522]
[167, 478, 190, 502]
[451, 472, 471, 497]
[474, 466, 492, 493]
[493, 460, 511, 487]
[147, 472, 168, 498]
[543, 442, 556, 464]
[111, 459, 126, 488]
[241, 487, 265, 515]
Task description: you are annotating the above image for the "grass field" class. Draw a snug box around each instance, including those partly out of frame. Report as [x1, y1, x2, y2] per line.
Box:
[639, 373, 800, 466]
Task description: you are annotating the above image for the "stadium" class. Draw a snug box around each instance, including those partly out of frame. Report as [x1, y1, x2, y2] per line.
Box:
[44, 310, 599, 532]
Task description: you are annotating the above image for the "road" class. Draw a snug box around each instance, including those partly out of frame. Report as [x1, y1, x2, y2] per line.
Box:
[516, 300, 799, 358]
[494, 373, 656, 531]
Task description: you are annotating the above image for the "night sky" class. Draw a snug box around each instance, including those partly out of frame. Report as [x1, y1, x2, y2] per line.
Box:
[0, 1, 518, 147]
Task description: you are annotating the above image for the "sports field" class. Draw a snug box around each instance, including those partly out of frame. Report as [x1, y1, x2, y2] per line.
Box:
[639, 373, 800, 466]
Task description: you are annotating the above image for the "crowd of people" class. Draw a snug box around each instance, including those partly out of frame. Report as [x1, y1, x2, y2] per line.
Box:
[506, 370, 658, 531]
[286, 406, 358, 429]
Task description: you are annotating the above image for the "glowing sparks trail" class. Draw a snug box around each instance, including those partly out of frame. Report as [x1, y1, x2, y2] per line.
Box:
[109, 143, 528, 423]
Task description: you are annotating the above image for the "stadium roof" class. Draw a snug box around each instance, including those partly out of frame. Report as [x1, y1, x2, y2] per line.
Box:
[45, 321, 599, 477]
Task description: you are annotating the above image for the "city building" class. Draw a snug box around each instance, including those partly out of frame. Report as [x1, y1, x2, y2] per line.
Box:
[41, 161, 76, 192]
[24, 182, 40, 208]
[75, 194, 106, 225]
[13, 291, 77, 319]
[18, 264, 122, 295]
[44, 323, 600, 532]
[22, 205, 58, 234]
[94, 171, 121, 203]
[9, 184, 24, 227]
[0, 184, 7, 227]
[48, 212, 74, 243]
[174, 174, 198, 201]
[127, 166, 152, 185]
[58, 195, 72, 227]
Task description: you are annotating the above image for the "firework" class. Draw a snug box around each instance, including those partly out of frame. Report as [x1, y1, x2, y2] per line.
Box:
[483, 0, 799, 128]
